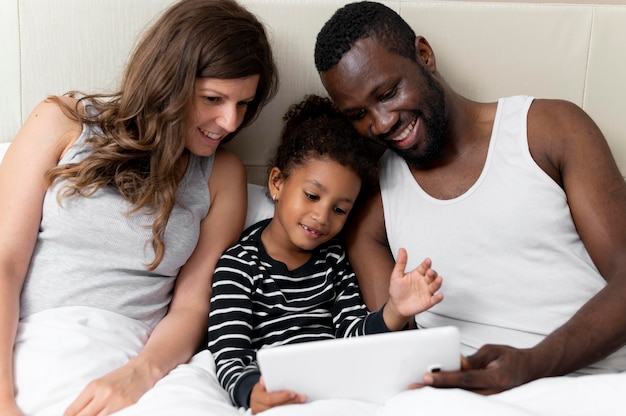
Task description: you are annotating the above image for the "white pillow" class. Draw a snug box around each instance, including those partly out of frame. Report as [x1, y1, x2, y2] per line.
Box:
[0, 142, 9, 163]
[245, 183, 274, 229]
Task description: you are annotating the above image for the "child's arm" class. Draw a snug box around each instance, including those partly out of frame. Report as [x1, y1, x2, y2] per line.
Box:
[332, 247, 388, 337]
[209, 246, 306, 412]
[383, 248, 443, 331]
[333, 246, 442, 336]
[208, 253, 260, 408]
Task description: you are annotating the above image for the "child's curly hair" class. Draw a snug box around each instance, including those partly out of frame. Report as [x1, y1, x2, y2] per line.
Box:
[269, 95, 379, 191]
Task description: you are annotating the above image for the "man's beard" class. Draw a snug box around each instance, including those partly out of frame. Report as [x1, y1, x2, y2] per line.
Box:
[391, 69, 446, 168]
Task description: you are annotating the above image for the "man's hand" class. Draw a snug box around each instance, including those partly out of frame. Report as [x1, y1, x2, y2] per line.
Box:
[410, 345, 538, 394]
[250, 377, 306, 414]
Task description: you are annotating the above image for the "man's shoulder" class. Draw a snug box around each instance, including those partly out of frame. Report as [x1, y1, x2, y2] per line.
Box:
[528, 98, 586, 125]
[527, 97, 602, 185]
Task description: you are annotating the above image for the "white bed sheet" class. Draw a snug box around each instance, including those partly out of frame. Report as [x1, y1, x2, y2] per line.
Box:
[13, 306, 625, 416]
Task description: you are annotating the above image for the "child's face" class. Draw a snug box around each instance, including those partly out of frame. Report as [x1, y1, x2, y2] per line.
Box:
[269, 158, 362, 253]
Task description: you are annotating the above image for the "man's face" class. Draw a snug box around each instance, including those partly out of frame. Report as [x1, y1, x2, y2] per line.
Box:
[320, 37, 446, 167]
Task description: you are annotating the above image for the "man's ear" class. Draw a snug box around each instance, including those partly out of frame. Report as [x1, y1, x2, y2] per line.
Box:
[415, 36, 437, 73]
[267, 167, 284, 202]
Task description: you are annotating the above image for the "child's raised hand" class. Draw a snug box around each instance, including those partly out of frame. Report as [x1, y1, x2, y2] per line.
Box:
[383, 248, 443, 331]
[250, 376, 307, 414]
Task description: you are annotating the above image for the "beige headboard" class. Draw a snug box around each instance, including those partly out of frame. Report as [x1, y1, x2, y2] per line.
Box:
[2, 0, 625, 184]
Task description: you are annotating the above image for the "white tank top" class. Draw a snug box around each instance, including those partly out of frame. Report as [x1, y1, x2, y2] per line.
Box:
[380, 95, 625, 373]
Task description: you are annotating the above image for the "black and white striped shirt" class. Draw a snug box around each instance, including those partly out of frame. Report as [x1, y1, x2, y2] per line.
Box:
[208, 219, 388, 408]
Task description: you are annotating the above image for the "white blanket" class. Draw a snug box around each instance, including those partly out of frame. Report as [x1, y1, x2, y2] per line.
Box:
[14, 307, 151, 415]
[13, 307, 625, 416]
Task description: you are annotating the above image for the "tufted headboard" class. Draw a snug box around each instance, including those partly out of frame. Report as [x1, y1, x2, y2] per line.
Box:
[2, 0, 625, 184]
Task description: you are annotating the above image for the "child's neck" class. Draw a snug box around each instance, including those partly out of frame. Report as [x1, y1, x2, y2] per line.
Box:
[261, 224, 312, 271]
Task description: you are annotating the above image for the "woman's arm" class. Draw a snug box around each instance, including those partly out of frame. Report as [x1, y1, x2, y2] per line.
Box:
[63, 148, 248, 416]
[0, 99, 81, 413]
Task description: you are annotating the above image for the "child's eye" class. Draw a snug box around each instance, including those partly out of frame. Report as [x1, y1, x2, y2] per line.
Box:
[304, 192, 319, 201]
[333, 206, 348, 215]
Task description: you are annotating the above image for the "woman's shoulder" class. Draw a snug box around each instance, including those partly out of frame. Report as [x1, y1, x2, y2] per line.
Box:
[37, 96, 84, 123]
[211, 147, 246, 179]
[205, 147, 246, 188]
[206, 147, 247, 208]
[17, 97, 85, 159]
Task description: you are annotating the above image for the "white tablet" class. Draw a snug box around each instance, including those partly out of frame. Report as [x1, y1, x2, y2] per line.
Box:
[257, 326, 460, 404]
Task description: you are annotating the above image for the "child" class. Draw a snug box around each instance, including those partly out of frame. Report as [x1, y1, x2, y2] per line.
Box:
[208, 95, 443, 414]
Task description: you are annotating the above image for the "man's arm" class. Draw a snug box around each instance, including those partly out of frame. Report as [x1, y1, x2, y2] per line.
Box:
[527, 99, 626, 375]
[344, 189, 395, 311]
[427, 99, 626, 393]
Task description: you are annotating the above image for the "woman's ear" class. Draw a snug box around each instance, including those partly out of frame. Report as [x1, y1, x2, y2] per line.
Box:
[267, 167, 284, 202]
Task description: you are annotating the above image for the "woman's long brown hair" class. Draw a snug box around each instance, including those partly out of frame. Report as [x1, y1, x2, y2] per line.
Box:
[46, 0, 278, 270]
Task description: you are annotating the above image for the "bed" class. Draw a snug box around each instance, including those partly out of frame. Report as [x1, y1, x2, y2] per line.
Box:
[9, 284, 625, 416]
[2, 0, 625, 414]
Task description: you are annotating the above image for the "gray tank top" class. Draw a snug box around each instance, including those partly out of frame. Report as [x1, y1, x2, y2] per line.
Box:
[20, 123, 213, 328]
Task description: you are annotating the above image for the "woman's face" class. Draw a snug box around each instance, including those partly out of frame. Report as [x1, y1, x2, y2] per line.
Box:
[185, 75, 260, 156]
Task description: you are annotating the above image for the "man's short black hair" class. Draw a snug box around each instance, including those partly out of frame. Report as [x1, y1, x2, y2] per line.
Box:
[314, 1, 417, 72]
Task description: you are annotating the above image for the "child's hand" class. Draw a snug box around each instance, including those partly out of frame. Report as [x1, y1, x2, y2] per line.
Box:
[384, 248, 443, 331]
[250, 377, 307, 414]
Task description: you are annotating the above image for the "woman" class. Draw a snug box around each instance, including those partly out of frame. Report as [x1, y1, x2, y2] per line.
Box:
[0, 0, 277, 415]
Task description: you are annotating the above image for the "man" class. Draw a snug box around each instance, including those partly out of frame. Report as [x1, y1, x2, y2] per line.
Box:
[314, 1, 626, 394]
